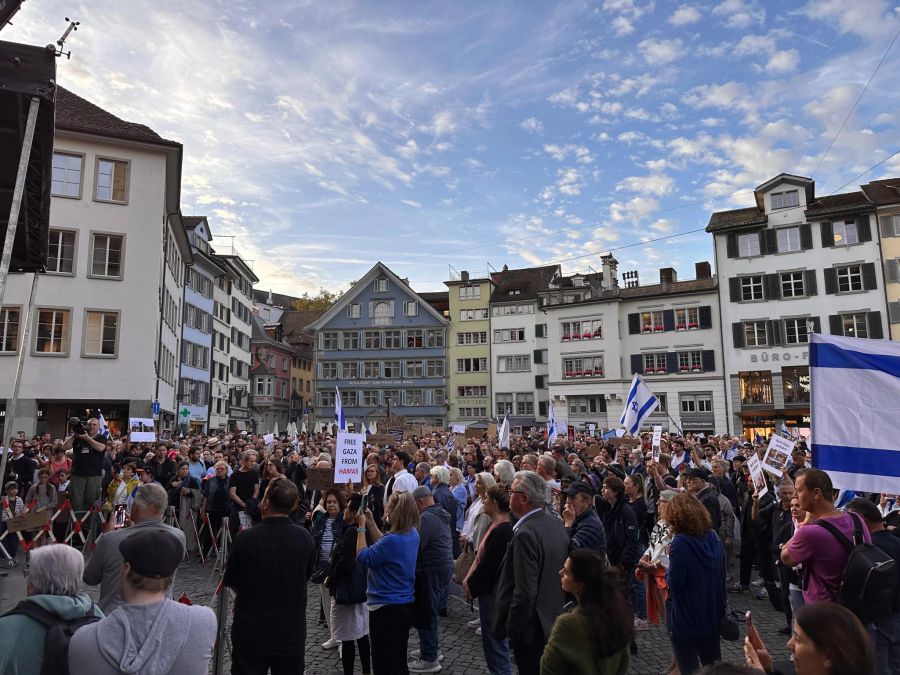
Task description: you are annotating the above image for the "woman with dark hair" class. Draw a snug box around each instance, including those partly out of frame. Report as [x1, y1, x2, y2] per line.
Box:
[623, 473, 649, 630]
[463, 483, 514, 675]
[540, 548, 634, 674]
[362, 463, 385, 529]
[745, 601, 874, 675]
[257, 457, 284, 503]
[666, 492, 726, 675]
[312, 488, 348, 649]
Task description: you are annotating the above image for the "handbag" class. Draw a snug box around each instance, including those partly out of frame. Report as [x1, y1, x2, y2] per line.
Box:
[452, 542, 475, 584]
[335, 566, 368, 605]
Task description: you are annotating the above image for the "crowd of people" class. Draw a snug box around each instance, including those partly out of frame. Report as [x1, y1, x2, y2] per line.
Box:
[1, 418, 898, 675]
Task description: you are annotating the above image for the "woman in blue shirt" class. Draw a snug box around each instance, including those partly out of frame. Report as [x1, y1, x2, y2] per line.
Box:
[356, 491, 420, 675]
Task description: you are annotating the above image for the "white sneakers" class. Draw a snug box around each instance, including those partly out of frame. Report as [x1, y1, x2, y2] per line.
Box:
[467, 618, 481, 628]
[321, 637, 340, 649]
[408, 659, 442, 673]
[409, 650, 444, 662]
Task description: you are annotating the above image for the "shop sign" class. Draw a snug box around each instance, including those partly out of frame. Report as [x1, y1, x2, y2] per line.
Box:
[347, 379, 414, 387]
[749, 350, 808, 364]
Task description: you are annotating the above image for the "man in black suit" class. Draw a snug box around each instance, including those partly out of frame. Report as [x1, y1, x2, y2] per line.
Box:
[224, 477, 315, 674]
[492, 470, 570, 675]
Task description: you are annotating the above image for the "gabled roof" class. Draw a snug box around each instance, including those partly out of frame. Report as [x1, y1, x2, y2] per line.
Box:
[56, 87, 181, 148]
[804, 191, 873, 219]
[706, 206, 768, 233]
[305, 262, 450, 331]
[252, 289, 301, 308]
[281, 309, 327, 342]
[250, 314, 296, 352]
[753, 174, 814, 210]
[861, 178, 900, 207]
[490, 265, 559, 303]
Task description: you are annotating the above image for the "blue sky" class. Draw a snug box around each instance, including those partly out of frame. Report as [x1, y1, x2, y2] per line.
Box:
[7, 0, 900, 294]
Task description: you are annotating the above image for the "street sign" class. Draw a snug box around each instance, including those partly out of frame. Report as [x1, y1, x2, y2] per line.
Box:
[152, 399, 160, 416]
[180, 407, 190, 419]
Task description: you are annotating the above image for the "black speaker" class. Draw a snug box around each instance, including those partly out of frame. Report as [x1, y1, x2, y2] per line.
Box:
[0, 40, 56, 273]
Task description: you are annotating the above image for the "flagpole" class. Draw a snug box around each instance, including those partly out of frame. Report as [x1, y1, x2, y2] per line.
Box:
[666, 411, 685, 437]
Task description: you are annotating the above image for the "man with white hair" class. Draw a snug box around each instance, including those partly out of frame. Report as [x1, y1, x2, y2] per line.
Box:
[0, 545, 103, 674]
[83, 482, 186, 613]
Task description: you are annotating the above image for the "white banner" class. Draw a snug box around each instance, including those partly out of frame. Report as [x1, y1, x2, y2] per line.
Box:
[334, 431, 366, 484]
[129, 418, 156, 443]
[747, 454, 768, 496]
[762, 434, 794, 478]
[452, 424, 466, 434]
[651, 425, 662, 463]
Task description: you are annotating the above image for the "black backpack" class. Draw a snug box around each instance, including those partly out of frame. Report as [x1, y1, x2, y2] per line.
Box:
[816, 513, 897, 625]
[2, 599, 101, 675]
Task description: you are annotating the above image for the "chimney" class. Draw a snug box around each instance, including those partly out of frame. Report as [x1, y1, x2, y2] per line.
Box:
[695, 261, 712, 280]
[460, 270, 470, 282]
[600, 255, 618, 291]
[659, 267, 677, 285]
[502, 264, 508, 272]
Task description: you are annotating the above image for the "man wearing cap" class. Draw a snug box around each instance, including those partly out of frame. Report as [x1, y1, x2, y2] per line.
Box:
[561, 481, 607, 557]
[69, 529, 216, 674]
[684, 467, 722, 533]
[83, 483, 186, 614]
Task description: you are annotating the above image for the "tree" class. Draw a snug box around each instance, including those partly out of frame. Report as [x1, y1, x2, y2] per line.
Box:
[291, 288, 345, 311]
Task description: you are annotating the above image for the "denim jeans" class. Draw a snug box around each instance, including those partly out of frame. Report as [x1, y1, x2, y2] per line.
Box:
[417, 565, 452, 662]
[627, 569, 647, 620]
[478, 592, 511, 675]
[875, 611, 900, 675]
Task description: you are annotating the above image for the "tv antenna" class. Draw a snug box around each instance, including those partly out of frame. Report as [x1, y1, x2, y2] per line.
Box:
[54, 17, 79, 59]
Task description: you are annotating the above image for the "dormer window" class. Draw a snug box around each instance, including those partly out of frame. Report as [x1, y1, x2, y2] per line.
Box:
[771, 190, 799, 210]
[374, 278, 389, 292]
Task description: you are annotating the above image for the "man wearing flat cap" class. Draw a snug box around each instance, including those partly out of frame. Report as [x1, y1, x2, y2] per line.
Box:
[69, 529, 216, 674]
[561, 480, 607, 557]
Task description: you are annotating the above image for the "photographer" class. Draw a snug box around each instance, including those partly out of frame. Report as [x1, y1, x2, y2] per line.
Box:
[62, 417, 106, 513]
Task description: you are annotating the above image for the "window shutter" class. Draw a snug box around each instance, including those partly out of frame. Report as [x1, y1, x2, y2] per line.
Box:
[804, 270, 818, 296]
[728, 277, 741, 303]
[535, 324, 545, 338]
[112, 162, 127, 201]
[701, 350, 715, 372]
[766, 320, 782, 346]
[868, 312, 884, 339]
[699, 305, 713, 329]
[824, 268, 838, 295]
[663, 309, 675, 332]
[732, 322, 745, 349]
[763, 229, 778, 254]
[857, 215, 872, 243]
[880, 216, 898, 238]
[829, 314, 843, 336]
[799, 223, 813, 250]
[665, 352, 678, 374]
[821, 221, 834, 247]
[764, 274, 781, 300]
[885, 259, 900, 283]
[862, 263, 877, 291]
[630, 354, 644, 375]
[533, 349, 543, 364]
[538, 400, 548, 416]
[810, 317, 822, 334]
[368, 301, 374, 317]
[889, 302, 900, 324]
[726, 233, 738, 258]
[388, 300, 395, 316]
[535, 375, 542, 389]
[628, 313, 640, 335]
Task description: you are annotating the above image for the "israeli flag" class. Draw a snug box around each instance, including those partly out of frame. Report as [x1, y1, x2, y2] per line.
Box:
[97, 410, 110, 439]
[811, 333, 900, 493]
[601, 428, 618, 441]
[547, 402, 558, 446]
[619, 374, 659, 435]
[499, 414, 510, 448]
[446, 434, 455, 451]
[334, 387, 347, 432]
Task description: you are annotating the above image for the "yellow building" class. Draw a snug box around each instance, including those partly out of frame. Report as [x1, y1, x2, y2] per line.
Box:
[445, 272, 494, 426]
[862, 179, 900, 340]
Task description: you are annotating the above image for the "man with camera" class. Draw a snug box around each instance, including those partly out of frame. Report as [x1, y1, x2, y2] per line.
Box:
[62, 417, 106, 512]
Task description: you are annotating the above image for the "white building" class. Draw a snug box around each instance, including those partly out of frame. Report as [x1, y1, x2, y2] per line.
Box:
[543, 259, 726, 435]
[209, 269, 232, 432]
[0, 87, 193, 438]
[217, 253, 257, 431]
[708, 173, 888, 438]
[489, 265, 557, 431]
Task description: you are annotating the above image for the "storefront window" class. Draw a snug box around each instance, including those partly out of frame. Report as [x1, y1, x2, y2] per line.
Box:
[782, 366, 810, 404]
[739, 371, 773, 405]
[743, 417, 775, 442]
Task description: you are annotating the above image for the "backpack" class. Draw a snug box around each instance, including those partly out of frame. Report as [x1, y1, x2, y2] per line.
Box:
[816, 512, 897, 625]
[2, 599, 101, 675]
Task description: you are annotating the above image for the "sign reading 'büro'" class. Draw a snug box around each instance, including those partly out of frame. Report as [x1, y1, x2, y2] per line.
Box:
[334, 431, 365, 484]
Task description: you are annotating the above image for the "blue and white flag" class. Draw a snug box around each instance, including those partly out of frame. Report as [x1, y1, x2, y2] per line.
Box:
[547, 402, 558, 446]
[499, 414, 510, 448]
[97, 410, 110, 439]
[601, 428, 618, 441]
[446, 435, 455, 451]
[619, 374, 659, 435]
[810, 333, 900, 493]
[334, 387, 347, 432]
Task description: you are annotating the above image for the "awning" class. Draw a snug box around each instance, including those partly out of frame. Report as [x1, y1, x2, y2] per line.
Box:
[234, 421, 247, 431]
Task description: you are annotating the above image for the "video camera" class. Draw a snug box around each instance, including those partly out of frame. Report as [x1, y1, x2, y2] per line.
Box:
[69, 416, 87, 436]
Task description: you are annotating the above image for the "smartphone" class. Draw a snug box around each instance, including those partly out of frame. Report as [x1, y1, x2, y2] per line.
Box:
[114, 504, 127, 529]
[745, 610, 753, 633]
[357, 494, 367, 516]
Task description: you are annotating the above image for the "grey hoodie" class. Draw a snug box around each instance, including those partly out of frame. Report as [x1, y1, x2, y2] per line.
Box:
[68, 599, 216, 675]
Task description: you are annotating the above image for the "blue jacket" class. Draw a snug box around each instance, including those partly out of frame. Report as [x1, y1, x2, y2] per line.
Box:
[566, 507, 607, 558]
[358, 529, 420, 605]
[430, 483, 458, 538]
[666, 531, 726, 639]
[418, 504, 453, 574]
[311, 514, 346, 563]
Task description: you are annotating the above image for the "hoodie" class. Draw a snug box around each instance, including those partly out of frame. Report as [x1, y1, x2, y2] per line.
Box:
[419, 503, 453, 574]
[68, 599, 216, 675]
[0, 593, 102, 675]
[666, 530, 726, 639]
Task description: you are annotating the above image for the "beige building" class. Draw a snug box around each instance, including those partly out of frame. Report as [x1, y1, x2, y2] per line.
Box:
[861, 179, 900, 341]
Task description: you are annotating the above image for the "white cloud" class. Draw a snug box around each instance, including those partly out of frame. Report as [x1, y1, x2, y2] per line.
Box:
[431, 110, 456, 136]
[400, 199, 422, 208]
[766, 49, 800, 74]
[520, 117, 544, 135]
[638, 38, 684, 65]
[543, 144, 594, 163]
[668, 5, 702, 26]
[610, 196, 660, 222]
[557, 168, 584, 196]
[548, 86, 580, 106]
[712, 0, 766, 28]
[611, 16, 635, 36]
[683, 81, 748, 109]
[616, 174, 676, 196]
[396, 139, 420, 160]
[802, 0, 900, 39]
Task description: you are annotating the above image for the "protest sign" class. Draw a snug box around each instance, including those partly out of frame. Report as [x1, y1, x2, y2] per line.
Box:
[334, 432, 365, 484]
[452, 424, 466, 434]
[7, 509, 50, 533]
[762, 435, 794, 478]
[585, 444, 604, 458]
[588, 423, 596, 437]
[487, 423, 497, 439]
[606, 437, 642, 448]
[651, 425, 662, 463]
[465, 428, 483, 439]
[403, 425, 423, 440]
[747, 454, 768, 496]
[128, 418, 156, 443]
[307, 467, 361, 491]
[387, 428, 404, 443]
[262, 433, 274, 445]
[366, 433, 396, 447]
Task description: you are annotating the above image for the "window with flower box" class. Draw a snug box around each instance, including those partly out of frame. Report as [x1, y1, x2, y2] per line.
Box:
[560, 319, 602, 341]
[676, 351, 703, 373]
[642, 352, 667, 374]
[562, 355, 605, 379]
[640, 311, 664, 333]
[457, 385, 487, 397]
[674, 307, 699, 331]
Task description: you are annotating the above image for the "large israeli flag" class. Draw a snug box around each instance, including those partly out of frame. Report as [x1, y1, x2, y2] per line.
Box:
[547, 402, 558, 446]
[811, 333, 900, 493]
[334, 387, 347, 432]
[620, 374, 659, 435]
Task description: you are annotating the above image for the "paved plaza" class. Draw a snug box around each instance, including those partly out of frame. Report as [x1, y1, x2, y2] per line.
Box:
[2, 548, 793, 675]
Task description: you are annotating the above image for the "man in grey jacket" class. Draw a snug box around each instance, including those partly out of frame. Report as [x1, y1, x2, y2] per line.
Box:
[69, 528, 216, 675]
[492, 470, 569, 675]
[83, 482, 186, 613]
